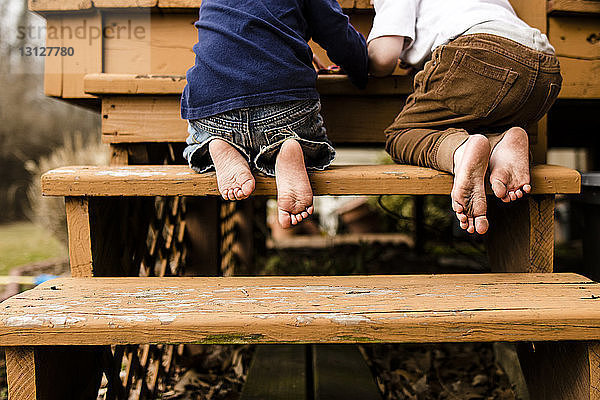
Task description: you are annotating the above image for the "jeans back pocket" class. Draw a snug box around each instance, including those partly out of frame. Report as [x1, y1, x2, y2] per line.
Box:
[436, 50, 519, 118]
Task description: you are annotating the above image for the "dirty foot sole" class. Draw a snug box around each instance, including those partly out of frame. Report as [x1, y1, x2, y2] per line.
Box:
[452, 134, 491, 234]
[209, 139, 255, 201]
[275, 139, 314, 228]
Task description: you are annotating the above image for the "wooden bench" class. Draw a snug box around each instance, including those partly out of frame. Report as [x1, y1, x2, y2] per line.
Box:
[41, 164, 579, 277]
[3, 273, 600, 399]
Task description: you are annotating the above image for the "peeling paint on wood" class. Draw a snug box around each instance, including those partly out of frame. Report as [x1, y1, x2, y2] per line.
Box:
[2, 274, 600, 345]
[41, 165, 581, 197]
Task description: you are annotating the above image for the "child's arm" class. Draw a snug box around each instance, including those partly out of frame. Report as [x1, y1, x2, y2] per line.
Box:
[367, 0, 416, 77]
[368, 36, 404, 77]
[305, 0, 369, 89]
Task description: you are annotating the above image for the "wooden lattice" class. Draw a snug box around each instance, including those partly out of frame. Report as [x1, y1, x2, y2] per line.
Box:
[96, 143, 258, 398]
[97, 144, 191, 399]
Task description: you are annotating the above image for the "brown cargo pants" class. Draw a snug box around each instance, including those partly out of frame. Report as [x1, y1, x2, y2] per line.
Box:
[385, 33, 562, 173]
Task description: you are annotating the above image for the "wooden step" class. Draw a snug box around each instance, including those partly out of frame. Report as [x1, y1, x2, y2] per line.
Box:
[547, 0, 600, 15]
[40, 164, 581, 197]
[2, 273, 600, 346]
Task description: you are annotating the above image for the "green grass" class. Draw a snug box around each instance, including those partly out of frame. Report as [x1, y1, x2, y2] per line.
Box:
[0, 222, 66, 276]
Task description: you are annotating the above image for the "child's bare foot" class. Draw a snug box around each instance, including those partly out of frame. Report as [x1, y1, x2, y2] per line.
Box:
[275, 139, 314, 228]
[451, 134, 491, 234]
[489, 127, 531, 203]
[209, 139, 255, 201]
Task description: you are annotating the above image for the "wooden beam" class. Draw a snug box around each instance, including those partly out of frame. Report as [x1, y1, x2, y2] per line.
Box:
[241, 345, 307, 400]
[41, 164, 581, 197]
[100, 95, 404, 145]
[487, 195, 556, 273]
[312, 345, 381, 400]
[548, 0, 600, 15]
[84, 73, 413, 96]
[5, 346, 104, 400]
[65, 197, 94, 277]
[518, 341, 600, 399]
[3, 274, 600, 345]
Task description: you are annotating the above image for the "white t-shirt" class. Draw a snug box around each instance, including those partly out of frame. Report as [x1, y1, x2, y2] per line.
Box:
[368, 0, 553, 67]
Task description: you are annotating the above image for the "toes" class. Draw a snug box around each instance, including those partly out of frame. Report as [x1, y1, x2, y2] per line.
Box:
[307, 205, 314, 215]
[491, 179, 508, 200]
[278, 210, 292, 229]
[301, 211, 309, 219]
[515, 189, 523, 199]
[452, 199, 464, 213]
[234, 188, 244, 200]
[456, 212, 468, 224]
[291, 214, 299, 225]
[241, 179, 256, 197]
[467, 217, 475, 234]
[523, 184, 532, 194]
[474, 216, 489, 235]
[509, 191, 517, 201]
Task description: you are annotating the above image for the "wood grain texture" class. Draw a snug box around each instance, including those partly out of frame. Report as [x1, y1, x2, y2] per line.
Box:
[312, 345, 381, 400]
[548, 0, 600, 14]
[558, 57, 600, 99]
[5, 346, 104, 400]
[549, 16, 600, 60]
[510, 0, 547, 33]
[43, 16, 63, 97]
[61, 12, 102, 98]
[518, 341, 600, 400]
[487, 195, 556, 273]
[2, 274, 600, 345]
[65, 197, 94, 277]
[83, 73, 413, 96]
[100, 95, 404, 144]
[5, 347, 36, 400]
[41, 164, 581, 197]
[241, 345, 307, 400]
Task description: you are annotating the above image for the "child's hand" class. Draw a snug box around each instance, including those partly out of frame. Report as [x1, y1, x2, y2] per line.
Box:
[313, 54, 343, 75]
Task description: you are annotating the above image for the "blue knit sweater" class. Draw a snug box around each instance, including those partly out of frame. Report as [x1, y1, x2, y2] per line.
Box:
[181, 0, 369, 120]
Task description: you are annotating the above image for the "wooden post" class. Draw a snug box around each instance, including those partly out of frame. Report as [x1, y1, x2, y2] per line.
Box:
[66, 196, 153, 277]
[487, 195, 555, 273]
[518, 342, 600, 400]
[5, 346, 104, 400]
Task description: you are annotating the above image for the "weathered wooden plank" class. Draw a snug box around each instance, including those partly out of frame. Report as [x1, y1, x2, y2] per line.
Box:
[83, 74, 413, 96]
[510, 0, 547, 33]
[548, 0, 600, 15]
[41, 164, 581, 197]
[241, 345, 307, 400]
[100, 95, 404, 144]
[518, 341, 600, 400]
[3, 274, 600, 345]
[558, 57, 600, 99]
[5, 347, 36, 400]
[61, 11, 102, 98]
[312, 345, 381, 400]
[65, 197, 94, 277]
[549, 16, 600, 60]
[44, 16, 63, 97]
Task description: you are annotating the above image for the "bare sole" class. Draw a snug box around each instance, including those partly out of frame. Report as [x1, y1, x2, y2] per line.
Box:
[275, 139, 314, 229]
[452, 135, 491, 234]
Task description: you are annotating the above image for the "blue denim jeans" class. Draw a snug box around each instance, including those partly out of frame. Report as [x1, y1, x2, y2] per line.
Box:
[183, 100, 336, 176]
